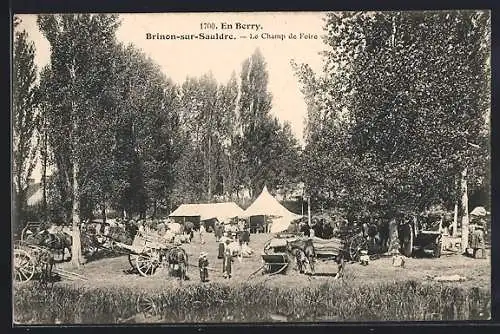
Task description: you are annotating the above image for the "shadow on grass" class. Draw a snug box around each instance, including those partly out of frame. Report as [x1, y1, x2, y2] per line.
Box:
[84, 249, 127, 264]
[310, 272, 338, 277]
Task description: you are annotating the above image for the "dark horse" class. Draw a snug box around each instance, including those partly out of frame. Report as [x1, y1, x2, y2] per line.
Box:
[26, 230, 72, 261]
[166, 247, 188, 280]
[286, 238, 316, 275]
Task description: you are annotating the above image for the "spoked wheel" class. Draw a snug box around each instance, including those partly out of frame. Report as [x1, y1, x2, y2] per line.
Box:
[128, 254, 138, 269]
[14, 248, 36, 283]
[399, 223, 414, 257]
[135, 250, 161, 277]
[348, 234, 368, 262]
[136, 295, 157, 317]
[263, 239, 273, 255]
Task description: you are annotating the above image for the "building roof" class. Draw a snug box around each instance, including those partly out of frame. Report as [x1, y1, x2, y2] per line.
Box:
[169, 202, 245, 221]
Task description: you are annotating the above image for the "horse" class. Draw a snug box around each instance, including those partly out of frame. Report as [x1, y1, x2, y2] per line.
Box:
[125, 223, 139, 241]
[166, 247, 188, 280]
[286, 238, 316, 275]
[26, 229, 73, 261]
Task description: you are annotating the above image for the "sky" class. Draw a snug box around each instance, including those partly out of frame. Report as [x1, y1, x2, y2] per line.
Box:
[16, 12, 327, 182]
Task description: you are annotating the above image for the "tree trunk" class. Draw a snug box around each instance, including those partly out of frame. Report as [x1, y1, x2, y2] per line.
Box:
[101, 197, 106, 224]
[71, 161, 84, 268]
[307, 196, 311, 226]
[16, 190, 26, 237]
[460, 168, 469, 254]
[387, 218, 400, 253]
[452, 202, 458, 237]
[208, 134, 212, 201]
[42, 125, 48, 223]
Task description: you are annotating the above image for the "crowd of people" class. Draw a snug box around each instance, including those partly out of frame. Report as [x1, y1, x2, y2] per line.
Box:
[84, 216, 256, 281]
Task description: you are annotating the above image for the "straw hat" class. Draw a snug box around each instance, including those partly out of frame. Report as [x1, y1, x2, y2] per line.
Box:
[200, 252, 208, 258]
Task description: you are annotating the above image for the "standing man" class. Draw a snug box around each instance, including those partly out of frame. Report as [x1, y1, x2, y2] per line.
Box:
[470, 214, 487, 259]
[218, 232, 229, 259]
[222, 238, 232, 279]
[198, 252, 209, 282]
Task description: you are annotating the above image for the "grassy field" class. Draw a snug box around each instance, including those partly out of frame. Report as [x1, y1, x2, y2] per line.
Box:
[13, 232, 491, 323]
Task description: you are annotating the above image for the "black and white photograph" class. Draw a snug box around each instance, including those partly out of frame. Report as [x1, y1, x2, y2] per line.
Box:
[11, 11, 491, 324]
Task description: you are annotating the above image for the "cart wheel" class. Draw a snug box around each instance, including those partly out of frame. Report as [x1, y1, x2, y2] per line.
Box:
[432, 240, 442, 258]
[128, 254, 138, 269]
[349, 235, 368, 261]
[135, 250, 160, 277]
[263, 240, 272, 255]
[136, 295, 157, 317]
[14, 248, 35, 283]
[399, 223, 413, 257]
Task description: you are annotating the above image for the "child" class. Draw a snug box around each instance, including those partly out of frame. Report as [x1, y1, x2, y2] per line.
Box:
[359, 250, 370, 266]
[198, 252, 209, 282]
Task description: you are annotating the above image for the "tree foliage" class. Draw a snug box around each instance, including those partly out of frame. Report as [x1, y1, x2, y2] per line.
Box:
[26, 14, 302, 229]
[13, 18, 40, 227]
[295, 11, 490, 218]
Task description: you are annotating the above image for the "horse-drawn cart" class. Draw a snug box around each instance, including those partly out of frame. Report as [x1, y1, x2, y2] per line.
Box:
[13, 241, 53, 283]
[256, 234, 345, 277]
[399, 217, 442, 258]
[259, 237, 291, 275]
[113, 229, 187, 277]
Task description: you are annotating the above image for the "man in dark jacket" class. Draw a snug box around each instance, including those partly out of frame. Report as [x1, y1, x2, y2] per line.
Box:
[198, 252, 209, 282]
[300, 222, 310, 237]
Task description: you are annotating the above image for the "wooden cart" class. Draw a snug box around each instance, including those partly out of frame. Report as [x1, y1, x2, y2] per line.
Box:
[261, 254, 290, 275]
[13, 241, 53, 283]
[399, 218, 442, 258]
[113, 229, 176, 277]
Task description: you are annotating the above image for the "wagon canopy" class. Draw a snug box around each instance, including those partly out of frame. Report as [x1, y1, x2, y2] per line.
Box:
[169, 202, 244, 222]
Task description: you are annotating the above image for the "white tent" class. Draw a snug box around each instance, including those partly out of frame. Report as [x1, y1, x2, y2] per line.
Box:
[169, 202, 244, 222]
[243, 186, 302, 233]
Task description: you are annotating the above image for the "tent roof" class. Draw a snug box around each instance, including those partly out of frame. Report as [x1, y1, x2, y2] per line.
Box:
[242, 186, 302, 220]
[169, 202, 244, 221]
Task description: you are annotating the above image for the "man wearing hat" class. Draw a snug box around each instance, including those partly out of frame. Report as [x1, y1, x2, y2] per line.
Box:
[198, 252, 209, 282]
[218, 232, 229, 259]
